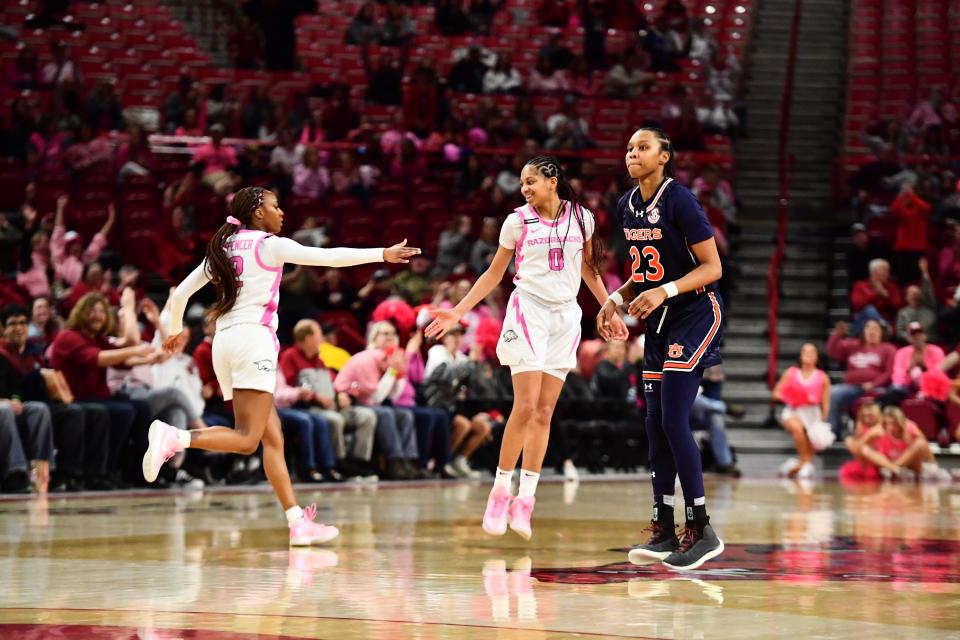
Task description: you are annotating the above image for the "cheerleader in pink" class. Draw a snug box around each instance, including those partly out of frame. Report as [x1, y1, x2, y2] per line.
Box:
[771, 343, 831, 479]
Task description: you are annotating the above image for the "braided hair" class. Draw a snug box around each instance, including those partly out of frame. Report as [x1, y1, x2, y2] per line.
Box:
[524, 155, 604, 276]
[634, 127, 676, 178]
[205, 186, 266, 321]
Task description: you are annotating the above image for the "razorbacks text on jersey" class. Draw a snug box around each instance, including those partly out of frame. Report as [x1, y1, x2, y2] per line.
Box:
[616, 177, 716, 308]
[499, 201, 596, 306]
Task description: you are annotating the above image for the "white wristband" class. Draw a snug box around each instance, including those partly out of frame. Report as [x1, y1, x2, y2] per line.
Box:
[608, 291, 624, 307]
[662, 281, 679, 298]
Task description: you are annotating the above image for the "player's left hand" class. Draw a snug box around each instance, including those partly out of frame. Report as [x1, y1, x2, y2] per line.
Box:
[628, 287, 668, 319]
[384, 239, 421, 264]
[162, 330, 189, 354]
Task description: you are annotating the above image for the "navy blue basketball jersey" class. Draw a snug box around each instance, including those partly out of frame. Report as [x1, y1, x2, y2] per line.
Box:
[616, 177, 717, 307]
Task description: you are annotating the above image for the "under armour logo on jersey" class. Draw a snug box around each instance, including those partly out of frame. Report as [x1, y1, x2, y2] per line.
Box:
[253, 360, 276, 372]
[647, 207, 660, 224]
[668, 343, 685, 358]
[502, 330, 518, 343]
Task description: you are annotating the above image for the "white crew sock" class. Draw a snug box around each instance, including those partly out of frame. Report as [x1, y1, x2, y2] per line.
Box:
[493, 467, 513, 491]
[518, 469, 540, 498]
[176, 430, 191, 449]
[285, 505, 304, 525]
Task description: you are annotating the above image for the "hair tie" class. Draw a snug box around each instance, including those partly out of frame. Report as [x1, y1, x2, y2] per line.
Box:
[226, 216, 241, 226]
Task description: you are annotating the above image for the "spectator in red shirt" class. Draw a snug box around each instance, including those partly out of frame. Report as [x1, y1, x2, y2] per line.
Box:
[192, 315, 232, 426]
[889, 183, 932, 283]
[49, 292, 156, 484]
[825, 319, 896, 437]
[850, 258, 903, 331]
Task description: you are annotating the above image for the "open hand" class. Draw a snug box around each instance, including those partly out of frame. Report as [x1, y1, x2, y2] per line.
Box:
[384, 239, 421, 264]
[424, 307, 462, 339]
[162, 330, 189, 354]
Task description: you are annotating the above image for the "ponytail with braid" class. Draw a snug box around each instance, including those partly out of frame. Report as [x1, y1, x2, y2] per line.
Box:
[205, 186, 265, 321]
[524, 155, 605, 276]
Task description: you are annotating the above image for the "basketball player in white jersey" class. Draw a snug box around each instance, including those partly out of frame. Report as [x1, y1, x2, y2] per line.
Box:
[426, 156, 628, 540]
[143, 186, 419, 546]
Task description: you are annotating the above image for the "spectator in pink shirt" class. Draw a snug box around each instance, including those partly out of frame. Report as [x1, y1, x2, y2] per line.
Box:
[526, 55, 571, 93]
[380, 114, 422, 155]
[192, 123, 238, 194]
[16, 230, 51, 299]
[891, 322, 945, 396]
[334, 322, 420, 479]
[907, 89, 943, 134]
[292, 145, 331, 200]
[50, 196, 114, 287]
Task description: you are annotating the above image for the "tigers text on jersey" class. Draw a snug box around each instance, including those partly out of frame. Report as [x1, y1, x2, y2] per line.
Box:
[498, 201, 595, 306]
[616, 177, 716, 308]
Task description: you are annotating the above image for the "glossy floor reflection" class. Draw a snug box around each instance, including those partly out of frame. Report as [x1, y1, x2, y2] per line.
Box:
[2, 477, 959, 639]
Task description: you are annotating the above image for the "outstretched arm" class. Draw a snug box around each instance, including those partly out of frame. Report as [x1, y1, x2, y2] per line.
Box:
[425, 246, 513, 338]
[264, 236, 420, 267]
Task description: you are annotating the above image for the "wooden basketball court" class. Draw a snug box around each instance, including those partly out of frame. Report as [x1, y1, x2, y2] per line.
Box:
[2, 477, 959, 639]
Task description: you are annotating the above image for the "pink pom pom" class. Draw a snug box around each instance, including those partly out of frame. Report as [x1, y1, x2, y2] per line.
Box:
[920, 369, 952, 401]
[372, 299, 416, 333]
[779, 375, 815, 408]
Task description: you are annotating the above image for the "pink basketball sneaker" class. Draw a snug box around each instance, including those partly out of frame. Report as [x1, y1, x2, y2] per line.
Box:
[508, 495, 536, 540]
[482, 486, 513, 536]
[289, 504, 340, 547]
[142, 420, 184, 483]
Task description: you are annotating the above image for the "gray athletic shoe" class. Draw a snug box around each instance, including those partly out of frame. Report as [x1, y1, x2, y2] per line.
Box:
[628, 520, 680, 563]
[661, 524, 724, 571]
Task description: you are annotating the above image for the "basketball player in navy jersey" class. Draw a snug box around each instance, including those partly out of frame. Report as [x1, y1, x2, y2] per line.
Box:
[597, 128, 725, 570]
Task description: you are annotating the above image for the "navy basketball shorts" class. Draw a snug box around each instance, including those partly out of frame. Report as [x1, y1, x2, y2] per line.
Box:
[642, 291, 723, 382]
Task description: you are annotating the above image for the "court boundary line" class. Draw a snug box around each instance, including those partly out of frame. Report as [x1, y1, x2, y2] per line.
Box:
[0, 607, 669, 639]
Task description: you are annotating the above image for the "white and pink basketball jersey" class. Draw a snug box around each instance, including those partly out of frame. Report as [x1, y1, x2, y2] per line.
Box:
[499, 202, 595, 305]
[217, 229, 282, 333]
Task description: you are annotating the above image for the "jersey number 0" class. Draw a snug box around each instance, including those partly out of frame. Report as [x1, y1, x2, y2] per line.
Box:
[629, 246, 664, 282]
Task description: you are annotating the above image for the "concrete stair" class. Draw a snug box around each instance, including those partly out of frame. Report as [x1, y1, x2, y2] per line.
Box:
[736, 0, 850, 221]
[721, 221, 834, 430]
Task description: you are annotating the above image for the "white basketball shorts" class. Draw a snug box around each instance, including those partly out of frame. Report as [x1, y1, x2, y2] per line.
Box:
[212, 323, 279, 400]
[496, 289, 582, 381]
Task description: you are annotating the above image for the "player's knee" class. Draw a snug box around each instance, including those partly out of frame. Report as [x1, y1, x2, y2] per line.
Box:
[533, 405, 554, 426]
[511, 400, 537, 424]
[237, 439, 260, 456]
[472, 416, 491, 436]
